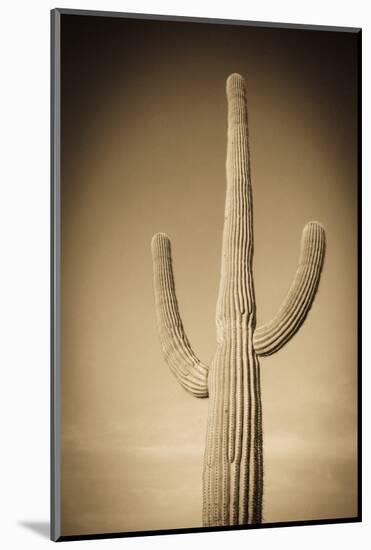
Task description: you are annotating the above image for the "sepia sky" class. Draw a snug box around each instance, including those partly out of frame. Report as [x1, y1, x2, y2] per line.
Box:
[60, 14, 358, 536]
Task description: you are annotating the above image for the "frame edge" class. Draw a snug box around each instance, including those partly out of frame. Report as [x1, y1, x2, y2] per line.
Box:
[51, 7, 61, 543]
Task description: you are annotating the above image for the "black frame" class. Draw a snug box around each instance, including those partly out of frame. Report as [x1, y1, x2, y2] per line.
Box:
[51, 7, 362, 542]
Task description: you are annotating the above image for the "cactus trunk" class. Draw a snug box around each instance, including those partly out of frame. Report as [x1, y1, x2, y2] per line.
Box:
[204, 335, 263, 525]
[151, 73, 325, 527]
[203, 74, 262, 526]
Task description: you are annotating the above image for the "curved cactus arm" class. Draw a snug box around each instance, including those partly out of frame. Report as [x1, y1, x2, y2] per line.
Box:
[151, 232, 209, 397]
[253, 221, 326, 357]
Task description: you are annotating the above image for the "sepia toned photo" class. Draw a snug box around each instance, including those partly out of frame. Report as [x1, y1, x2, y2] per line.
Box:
[51, 9, 361, 542]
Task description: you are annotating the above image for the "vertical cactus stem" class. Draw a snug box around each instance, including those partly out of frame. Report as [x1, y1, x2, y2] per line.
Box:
[151, 232, 209, 397]
[202, 73, 262, 527]
[216, 73, 255, 327]
[253, 221, 326, 357]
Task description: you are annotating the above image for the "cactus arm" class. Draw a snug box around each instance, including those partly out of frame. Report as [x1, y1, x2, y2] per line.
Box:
[253, 221, 326, 357]
[151, 232, 209, 397]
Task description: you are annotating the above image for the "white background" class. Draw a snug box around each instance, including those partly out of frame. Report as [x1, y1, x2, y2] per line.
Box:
[0, 1, 368, 548]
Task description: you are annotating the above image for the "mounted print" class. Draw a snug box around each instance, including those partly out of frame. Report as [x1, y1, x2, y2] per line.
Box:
[51, 8, 361, 542]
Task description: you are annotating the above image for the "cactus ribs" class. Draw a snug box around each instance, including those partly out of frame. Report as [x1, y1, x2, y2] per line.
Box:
[151, 73, 326, 527]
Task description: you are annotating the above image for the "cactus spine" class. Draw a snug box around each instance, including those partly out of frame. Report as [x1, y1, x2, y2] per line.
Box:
[151, 73, 326, 526]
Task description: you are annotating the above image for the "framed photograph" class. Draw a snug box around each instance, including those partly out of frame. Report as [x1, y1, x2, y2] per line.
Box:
[51, 8, 361, 542]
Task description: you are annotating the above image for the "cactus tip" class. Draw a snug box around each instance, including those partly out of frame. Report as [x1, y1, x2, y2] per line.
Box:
[305, 220, 326, 233]
[151, 232, 171, 252]
[226, 72, 245, 94]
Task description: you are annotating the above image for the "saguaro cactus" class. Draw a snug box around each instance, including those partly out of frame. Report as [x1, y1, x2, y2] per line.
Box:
[151, 73, 326, 527]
